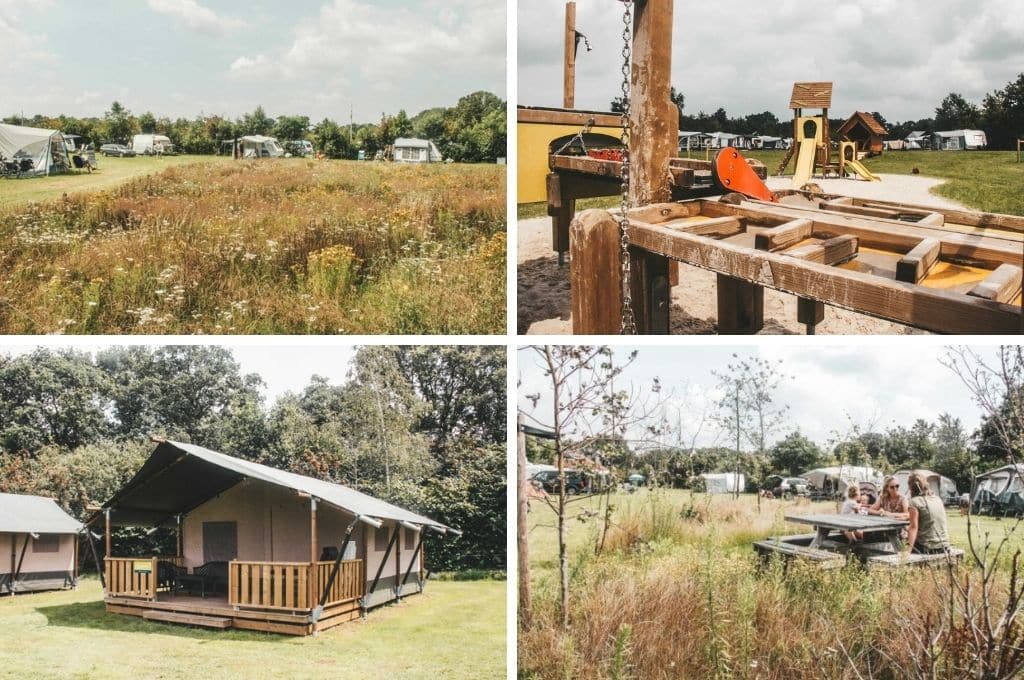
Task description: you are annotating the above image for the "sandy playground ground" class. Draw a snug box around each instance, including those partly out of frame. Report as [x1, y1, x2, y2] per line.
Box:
[517, 174, 969, 335]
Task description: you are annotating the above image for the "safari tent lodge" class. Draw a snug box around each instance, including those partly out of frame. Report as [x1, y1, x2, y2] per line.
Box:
[1, 492, 82, 595]
[89, 440, 459, 635]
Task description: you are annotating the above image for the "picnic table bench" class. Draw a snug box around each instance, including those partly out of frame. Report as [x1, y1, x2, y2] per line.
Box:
[785, 513, 908, 553]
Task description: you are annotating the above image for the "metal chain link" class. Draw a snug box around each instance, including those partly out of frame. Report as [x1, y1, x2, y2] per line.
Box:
[618, 1, 636, 334]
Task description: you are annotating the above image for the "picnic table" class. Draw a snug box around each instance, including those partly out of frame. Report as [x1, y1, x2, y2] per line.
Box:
[784, 513, 908, 553]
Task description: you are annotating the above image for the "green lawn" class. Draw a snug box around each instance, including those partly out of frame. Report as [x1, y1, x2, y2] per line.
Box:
[0, 577, 506, 680]
[517, 149, 1024, 218]
[0, 155, 232, 207]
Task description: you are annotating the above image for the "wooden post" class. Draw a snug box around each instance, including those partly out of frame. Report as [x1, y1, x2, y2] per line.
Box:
[517, 414, 532, 629]
[73, 534, 79, 586]
[175, 515, 183, 558]
[629, 0, 675, 208]
[570, 210, 622, 333]
[630, 247, 671, 333]
[309, 498, 318, 609]
[104, 509, 111, 558]
[563, 2, 576, 109]
[716, 274, 764, 334]
[395, 526, 402, 601]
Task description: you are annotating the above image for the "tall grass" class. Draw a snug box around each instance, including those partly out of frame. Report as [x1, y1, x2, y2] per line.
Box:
[0, 159, 505, 334]
[521, 491, 1024, 679]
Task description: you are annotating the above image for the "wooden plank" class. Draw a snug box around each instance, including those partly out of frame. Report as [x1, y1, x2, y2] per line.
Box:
[629, 0, 675, 207]
[143, 610, 233, 629]
[716, 274, 764, 334]
[784, 235, 859, 266]
[563, 2, 576, 109]
[664, 216, 743, 238]
[240, 564, 249, 606]
[855, 199, 1024, 234]
[754, 218, 813, 251]
[106, 596, 312, 622]
[916, 212, 945, 227]
[867, 549, 964, 569]
[517, 106, 621, 128]
[968, 264, 1023, 303]
[784, 514, 909, 530]
[297, 565, 307, 609]
[274, 566, 283, 608]
[570, 209, 623, 334]
[895, 238, 941, 283]
[230, 618, 310, 636]
[629, 246, 670, 334]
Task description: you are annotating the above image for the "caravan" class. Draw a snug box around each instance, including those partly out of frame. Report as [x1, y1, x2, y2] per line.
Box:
[131, 134, 175, 155]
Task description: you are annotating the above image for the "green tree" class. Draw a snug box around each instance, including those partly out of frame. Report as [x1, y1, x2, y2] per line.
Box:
[138, 111, 157, 133]
[239, 105, 274, 136]
[935, 92, 980, 130]
[770, 431, 822, 475]
[273, 115, 310, 142]
[102, 100, 137, 143]
[311, 118, 353, 158]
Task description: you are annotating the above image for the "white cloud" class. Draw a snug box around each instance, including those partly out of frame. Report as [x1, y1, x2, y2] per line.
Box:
[0, 1, 55, 69]
[146, 0, 246, 36]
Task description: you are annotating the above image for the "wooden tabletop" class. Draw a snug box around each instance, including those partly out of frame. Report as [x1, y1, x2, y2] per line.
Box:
[784, 513, 909, 531]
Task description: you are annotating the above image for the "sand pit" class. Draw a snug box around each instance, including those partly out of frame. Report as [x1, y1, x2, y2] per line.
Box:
[517, 174, 970, 335]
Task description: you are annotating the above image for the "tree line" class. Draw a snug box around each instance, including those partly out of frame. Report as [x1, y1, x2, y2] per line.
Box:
[0, 345, 506, 572]
[611, 73, 1024, 149]
[2, 90, 506, 163]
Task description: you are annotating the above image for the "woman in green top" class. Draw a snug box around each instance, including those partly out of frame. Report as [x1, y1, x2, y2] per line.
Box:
[905, 470, 951, 554]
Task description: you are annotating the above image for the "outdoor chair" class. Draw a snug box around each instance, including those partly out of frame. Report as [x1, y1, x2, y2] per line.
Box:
[186, 561, 229, 597]
[156, 560, 187, 592]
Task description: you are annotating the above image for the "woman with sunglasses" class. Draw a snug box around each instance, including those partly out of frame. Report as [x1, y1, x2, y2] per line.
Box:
[905, 470, 951, 555]
[867, 475, 909, 520]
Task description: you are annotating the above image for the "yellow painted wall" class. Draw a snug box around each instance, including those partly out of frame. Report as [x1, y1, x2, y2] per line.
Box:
[517, 121, 621, 204]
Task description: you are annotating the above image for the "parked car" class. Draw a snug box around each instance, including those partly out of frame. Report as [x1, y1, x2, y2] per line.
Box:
[531, 469, 591, 495]
[767, 476, 810, 498]
[100, 144, 136, 157]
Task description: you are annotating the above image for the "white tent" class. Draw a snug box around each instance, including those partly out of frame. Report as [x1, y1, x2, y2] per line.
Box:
[934, 129, 987, 150]
[0, 123, 70, 176]
[893, 469, 957, 501]
[699, 472, 744, 494]
[393, 138, 442, 163]
[801, 466, 884, 494]
[974, 464, 1024, 500]
[237, 135, 285, 158]
[131, 134, 174, 155]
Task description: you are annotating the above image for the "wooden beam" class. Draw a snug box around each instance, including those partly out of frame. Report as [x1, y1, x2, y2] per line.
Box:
[563, 2, 576, 109]
[629, 0, 675, 207]
[784, 235, 859, 265]
[968, 264, 1023, 304]
[895, 238, 941, 283]
[664, 216, 743, 238]
[629, 247, 671, 333]
[716, 275, 764, 334]
[570, 209, 623, 334]
[625, 217, 1021, 333]
[517, 106, 621, 128]
[754, 218, 813, 251]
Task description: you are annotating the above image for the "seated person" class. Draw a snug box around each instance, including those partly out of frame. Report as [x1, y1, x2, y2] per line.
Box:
[905, 471, 951, 555]
[319, 546, 339, 562]
[840, 484, 864, 542]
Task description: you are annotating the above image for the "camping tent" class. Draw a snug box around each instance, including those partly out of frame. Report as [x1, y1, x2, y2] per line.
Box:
[974, 464, 1024, 514]
[699, 472, 744, 494]
[237, 135, 285, 158]
[393, 138, 442, 163]
[0, 123, 70, 176]
[934, 130, 987, 150]
[801, 466, 885, 496]
[131, 134, 174, 155]
[893, 469, 957, 504]
[1, 492, 82, 594]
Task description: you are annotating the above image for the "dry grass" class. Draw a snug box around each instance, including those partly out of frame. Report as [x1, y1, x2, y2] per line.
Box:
[521, 490, 1024, 679]
[0, 159, 505, 334]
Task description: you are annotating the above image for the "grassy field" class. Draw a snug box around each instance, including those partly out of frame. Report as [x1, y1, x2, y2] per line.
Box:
[0, 577, 505, 680]
[517, 150, 1024, 218]
[521, 489, 1024, 679]
[0, 158, 505, 334]
[0, 155, 227, 207]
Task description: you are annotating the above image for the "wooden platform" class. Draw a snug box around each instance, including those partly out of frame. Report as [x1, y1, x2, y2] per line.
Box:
[143, 609, 233, 629]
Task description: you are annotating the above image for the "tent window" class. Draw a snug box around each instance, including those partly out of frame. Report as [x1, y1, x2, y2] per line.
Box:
[374, 525, 390, 551]
[32, 534, 60, 553]
[400, 147, 420, 161]
[404, 528, 416, 551]
[202, 521, 238, 563]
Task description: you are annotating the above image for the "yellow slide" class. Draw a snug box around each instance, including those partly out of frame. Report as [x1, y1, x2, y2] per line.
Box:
[844, 158, 881, 181]
[791, 138, 816, 188]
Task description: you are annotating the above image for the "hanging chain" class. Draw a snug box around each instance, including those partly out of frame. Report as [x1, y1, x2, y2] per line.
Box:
[618, 1, 636, 334]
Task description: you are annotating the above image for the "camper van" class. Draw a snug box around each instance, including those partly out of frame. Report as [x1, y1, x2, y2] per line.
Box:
[284, 140, 314, 157]
[131, 134, 175, 155]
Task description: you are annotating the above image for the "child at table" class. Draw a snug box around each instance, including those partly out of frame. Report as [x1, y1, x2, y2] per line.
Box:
[840, 484, 864, 542]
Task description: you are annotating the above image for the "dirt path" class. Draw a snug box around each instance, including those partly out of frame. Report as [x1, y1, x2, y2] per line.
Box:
[518, 174, 966, 335]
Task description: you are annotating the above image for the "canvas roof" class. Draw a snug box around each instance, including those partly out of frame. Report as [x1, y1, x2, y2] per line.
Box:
[92, 440, 450, 530]
[239, 135, 278, 144]
[0, 492, 82, 534]
[394, 137, 433, 148]
[789, 82, 833, 109]
[906, 131, 929, 140]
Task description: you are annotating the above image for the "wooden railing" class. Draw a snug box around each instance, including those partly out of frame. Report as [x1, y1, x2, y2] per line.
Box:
[227, 559, 364, 611]
[313, 559, 364, 606]
[104, 556, 184, 599]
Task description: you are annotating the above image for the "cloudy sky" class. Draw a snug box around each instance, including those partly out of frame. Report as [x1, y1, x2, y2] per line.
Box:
[518, 0, 1024, 123]
[0, 0, 505, 122]
[518, 344, 1003, 451]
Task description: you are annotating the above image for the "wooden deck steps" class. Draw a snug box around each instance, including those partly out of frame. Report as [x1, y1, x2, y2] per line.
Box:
[142, 609, 234, 629]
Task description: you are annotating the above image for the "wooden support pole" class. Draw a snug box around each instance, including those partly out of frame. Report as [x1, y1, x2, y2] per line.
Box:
[176, 515, 183, 558]
[104, 509, 111, 558]
[570, 209, 622, 333]
[73, 534, 79, 585]
[895, 238, 941, 284]
[563, 2, 576, 109]
[716, 275, 764, 334]
[517, 414, 532, 629]
[630, 247, 671, 333]
[309, 498, 318, 609]
[629, 0, 675, 208]
[394, 525, 402, 600]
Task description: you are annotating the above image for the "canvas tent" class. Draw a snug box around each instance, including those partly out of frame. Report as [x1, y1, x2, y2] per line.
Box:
[131, 134, 174, 155]
[236, 135, 285, 158]
[893, 469, 957, 504]
[905, 131, 930, 150]
[934, 130, 987, 150]
[699, 472, 744, 494]
[393, 138, 442, 163]
[0, 123, 70, 176]
[88, 440, 458, 635]
[974, 464, 1024, 514]
[801, 466, 884, 497]
[1, 493, 82, 594]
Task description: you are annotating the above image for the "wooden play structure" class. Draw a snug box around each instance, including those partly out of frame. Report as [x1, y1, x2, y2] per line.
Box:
[776, 82, 835, 181]
[567, 0, 1023, 335]
[837, 111, 887, 155]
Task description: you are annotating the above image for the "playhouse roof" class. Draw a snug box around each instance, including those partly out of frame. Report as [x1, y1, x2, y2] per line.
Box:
[0, 493, 83, 534]
[838, 111, 887, 137]
[93, 440, 451, 530]
[789, 82, 833, 110]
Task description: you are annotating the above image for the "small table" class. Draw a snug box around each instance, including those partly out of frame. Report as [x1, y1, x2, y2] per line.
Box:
[176, 573, 208, 598]
[785, 513, 909, 553]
